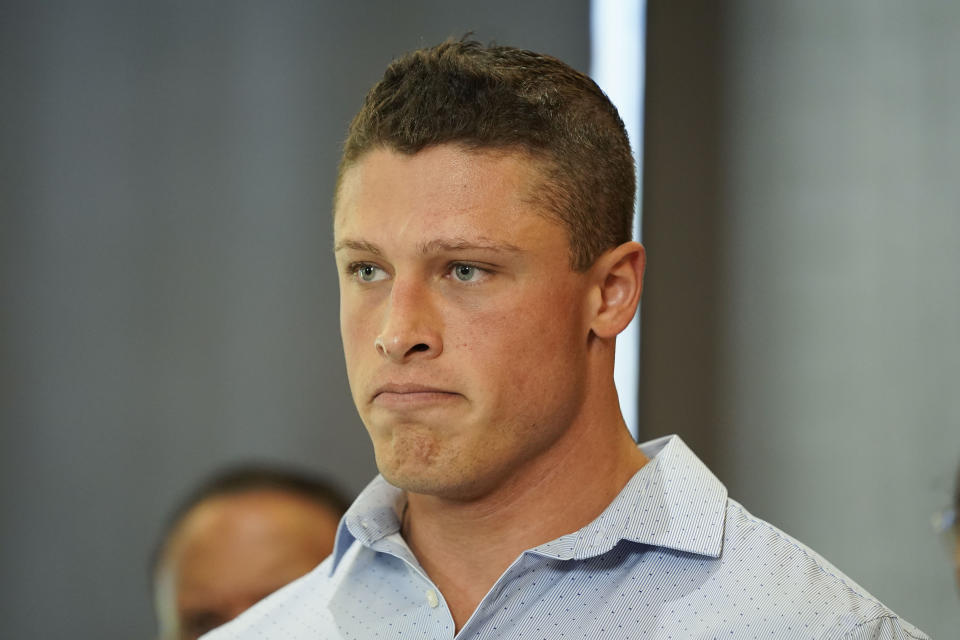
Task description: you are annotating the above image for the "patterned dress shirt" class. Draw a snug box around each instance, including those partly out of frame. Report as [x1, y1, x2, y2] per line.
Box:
[205, 435, 928, 639]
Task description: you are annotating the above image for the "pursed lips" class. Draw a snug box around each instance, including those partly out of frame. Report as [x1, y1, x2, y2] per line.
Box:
[371, 383, 461, 408]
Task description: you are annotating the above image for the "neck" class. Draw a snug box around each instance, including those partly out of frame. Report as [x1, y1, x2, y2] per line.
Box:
[401, 388, 648, 631]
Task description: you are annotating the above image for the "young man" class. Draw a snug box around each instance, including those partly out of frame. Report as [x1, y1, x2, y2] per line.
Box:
[207, 40, 927, 639]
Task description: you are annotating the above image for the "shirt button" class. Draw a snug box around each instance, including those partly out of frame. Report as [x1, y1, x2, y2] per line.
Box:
[425, 589, 439, 608]
[360, 519, 369, 528]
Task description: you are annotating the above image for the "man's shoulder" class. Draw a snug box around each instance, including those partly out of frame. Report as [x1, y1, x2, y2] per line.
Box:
[718, 499, 928, 639]
[202, 549, 348, 640]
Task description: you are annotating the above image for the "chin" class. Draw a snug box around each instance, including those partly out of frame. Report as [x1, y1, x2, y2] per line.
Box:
[378, 456, 488, 501]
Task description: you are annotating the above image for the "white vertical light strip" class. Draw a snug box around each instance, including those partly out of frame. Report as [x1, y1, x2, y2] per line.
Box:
[590, 0, 646, 439]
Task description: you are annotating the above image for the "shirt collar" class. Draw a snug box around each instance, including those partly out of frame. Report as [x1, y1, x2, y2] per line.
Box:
[330, 434, 728, 573]
[531, 434, 728, 560]
[330, 475, 405, 572]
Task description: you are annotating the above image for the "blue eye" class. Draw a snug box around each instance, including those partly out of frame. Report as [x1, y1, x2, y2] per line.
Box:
[452, 264, 479, 282]
[352, 263, 386, 282]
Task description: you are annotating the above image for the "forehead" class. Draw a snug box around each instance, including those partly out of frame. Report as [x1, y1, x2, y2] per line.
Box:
[164, 492, 338, 593]
[168, 491, 335, 562]
[163, 491, 337, 620]
[334, 145, 556, 238]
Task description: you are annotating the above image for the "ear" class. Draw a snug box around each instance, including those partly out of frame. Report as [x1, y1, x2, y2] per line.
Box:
[588, 241, 645, 339]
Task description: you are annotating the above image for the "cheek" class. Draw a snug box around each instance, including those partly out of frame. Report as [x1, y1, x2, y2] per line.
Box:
[450, 305, 523, 365]
[340, 295, 377, 357]
[340, 317, 364, 359]
[340, 302, 380, 401]
[461, 293, 584, 390]
[497, 288, 583, 350]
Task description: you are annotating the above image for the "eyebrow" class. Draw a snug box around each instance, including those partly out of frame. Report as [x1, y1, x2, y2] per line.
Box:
[334, 237, 524, 256]
[334, 239, 383, 255]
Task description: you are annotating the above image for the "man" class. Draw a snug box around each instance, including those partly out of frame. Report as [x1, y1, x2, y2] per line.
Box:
[152, 465, 349, 640]
[207, 40, 927, 638]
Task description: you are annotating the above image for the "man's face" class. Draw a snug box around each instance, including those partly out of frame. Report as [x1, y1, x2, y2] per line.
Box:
[335, 145, 595, 500]
[155, 491, 340, 640]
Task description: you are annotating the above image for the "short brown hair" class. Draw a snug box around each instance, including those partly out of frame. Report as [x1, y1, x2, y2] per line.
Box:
[338, 38, 636, 271]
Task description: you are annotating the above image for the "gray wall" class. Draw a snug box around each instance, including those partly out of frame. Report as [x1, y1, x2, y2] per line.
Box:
[642, 2, 960, 637]
[0, 2, 589, 638]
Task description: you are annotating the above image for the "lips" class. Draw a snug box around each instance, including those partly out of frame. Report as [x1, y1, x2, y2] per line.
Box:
[371, 383, 461, 409]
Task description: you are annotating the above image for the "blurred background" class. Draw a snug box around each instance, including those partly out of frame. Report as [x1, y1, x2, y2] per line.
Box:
[1, 1, 957, 638]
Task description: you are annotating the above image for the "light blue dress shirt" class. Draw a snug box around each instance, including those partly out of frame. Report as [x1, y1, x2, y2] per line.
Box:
[206, 435, 928, 639]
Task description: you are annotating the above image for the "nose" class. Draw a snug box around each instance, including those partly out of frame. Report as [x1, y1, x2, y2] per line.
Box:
[375, 278, 443, 363]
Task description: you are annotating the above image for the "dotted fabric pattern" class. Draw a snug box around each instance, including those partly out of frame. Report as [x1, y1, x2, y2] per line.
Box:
[205, 435, 928, 640]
